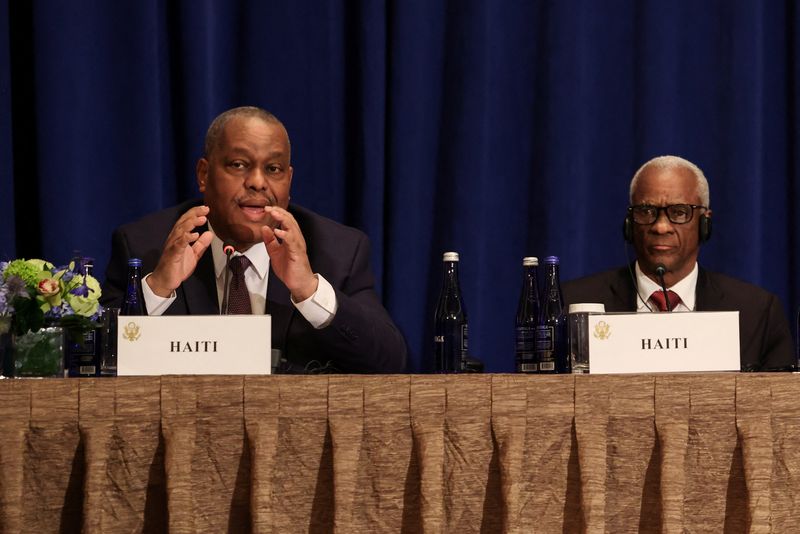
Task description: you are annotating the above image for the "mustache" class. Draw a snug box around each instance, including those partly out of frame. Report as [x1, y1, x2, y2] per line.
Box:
[235, 194, 277, 206]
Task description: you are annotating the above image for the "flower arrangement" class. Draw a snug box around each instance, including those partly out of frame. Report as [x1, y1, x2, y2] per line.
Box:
[0, 258, 103, 339]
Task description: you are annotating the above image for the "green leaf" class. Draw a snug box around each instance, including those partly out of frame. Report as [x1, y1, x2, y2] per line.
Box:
[11, 297, 44, 336]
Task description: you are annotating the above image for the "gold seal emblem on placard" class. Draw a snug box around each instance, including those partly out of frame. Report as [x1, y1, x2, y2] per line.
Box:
[593, 320, 611, 340]
[122, 321, 141, 342]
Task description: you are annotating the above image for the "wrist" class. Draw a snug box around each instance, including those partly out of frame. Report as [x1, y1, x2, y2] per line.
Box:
[146, 273, 174, 298]
[290, 274, 319, 302]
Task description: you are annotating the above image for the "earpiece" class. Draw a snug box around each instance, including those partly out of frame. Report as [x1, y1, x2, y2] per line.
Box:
[622, 215, 633, 243]
[698, 214, 711, 242]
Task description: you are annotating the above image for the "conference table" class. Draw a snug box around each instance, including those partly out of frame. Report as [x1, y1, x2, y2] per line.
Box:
[0, 373, 797, 533]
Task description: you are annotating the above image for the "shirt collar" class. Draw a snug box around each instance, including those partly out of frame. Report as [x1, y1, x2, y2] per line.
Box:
[208, 222, 270, 280]
[635, 261, 698, 310]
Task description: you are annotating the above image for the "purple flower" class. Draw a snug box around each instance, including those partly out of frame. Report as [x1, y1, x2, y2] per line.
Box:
[45, 303, 74, 319]
[4, 276, 30, 300]
[70, 284, 90, 297]
[0, 290, 11, 315]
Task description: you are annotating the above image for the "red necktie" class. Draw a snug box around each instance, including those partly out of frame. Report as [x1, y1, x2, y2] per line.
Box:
[650, 290, 681, 312]
[227, 255, 252, 314]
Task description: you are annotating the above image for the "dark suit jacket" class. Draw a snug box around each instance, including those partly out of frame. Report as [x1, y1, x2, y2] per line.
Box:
[101, 199, 407, 373]
[562, 266, 796, 371]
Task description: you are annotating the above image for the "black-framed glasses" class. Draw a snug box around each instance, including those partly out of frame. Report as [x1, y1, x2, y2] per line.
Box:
[628, 204, 707, 225]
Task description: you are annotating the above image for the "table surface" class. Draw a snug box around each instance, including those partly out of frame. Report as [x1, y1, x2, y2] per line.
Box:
[0, 373, 797, 533]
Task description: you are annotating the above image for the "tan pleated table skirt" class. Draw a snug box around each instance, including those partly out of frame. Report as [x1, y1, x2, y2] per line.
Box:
[0, 373, 797, 533]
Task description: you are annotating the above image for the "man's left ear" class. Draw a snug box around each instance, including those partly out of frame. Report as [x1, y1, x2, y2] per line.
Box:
[196, 158, 209, 192]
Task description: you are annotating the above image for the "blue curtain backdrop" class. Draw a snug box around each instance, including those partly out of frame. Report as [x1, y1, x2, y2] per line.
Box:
[1, 1, 799, 372]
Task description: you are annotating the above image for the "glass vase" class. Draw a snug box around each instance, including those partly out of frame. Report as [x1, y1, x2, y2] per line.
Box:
[6, 326, 66, 378]
[0, 317, 10, 378]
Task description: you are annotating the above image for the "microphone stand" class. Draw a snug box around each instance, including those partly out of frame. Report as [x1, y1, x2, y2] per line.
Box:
[220, 245, 234, 314]
[655, 264, 672, 312]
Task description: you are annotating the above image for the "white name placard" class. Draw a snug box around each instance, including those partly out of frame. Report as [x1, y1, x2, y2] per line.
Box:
[588, 312, 739, 374]
[117, 315, 271, 375]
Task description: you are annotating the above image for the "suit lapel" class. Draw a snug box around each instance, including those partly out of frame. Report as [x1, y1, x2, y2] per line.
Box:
[267, 204, 306, 352]
[694, 267, 720, 311]
[170, 217, 219, 314]
[180, 247, 220, 314]
[609, 267, 639, 311]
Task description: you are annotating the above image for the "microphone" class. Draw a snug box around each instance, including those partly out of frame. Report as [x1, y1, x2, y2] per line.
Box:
[655, 263, 671, 312]
[220, 244, 235, 314]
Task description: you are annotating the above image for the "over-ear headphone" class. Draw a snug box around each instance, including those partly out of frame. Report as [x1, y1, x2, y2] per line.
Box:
[622, 212, 712, 243]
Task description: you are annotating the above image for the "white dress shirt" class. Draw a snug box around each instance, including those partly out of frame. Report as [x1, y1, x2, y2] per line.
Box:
[142, 228, 338, 328]
[635, 261, 698, 313]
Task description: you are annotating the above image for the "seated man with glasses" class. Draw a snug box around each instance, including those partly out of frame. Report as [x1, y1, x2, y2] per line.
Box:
[563, 155, 795, 371]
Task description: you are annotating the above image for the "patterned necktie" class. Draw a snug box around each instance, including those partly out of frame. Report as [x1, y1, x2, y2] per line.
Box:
[650, 290, 681, 312]
[226, 255, 252, 314]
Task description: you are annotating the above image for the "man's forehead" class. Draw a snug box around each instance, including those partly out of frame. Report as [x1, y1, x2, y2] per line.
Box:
[214, 117, 290, 155]
[633, 166, 698, 198]
[222, 116, 286, 139]
[223, 145, 289, 159]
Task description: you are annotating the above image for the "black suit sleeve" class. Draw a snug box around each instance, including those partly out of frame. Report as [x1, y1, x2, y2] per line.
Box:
[288, 232, 407, 373]
[752, 293, 796, 371]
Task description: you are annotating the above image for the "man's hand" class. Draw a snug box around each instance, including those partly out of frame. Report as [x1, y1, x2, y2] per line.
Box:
[147, 205, 214, 297]
[261, 207, 318, 301]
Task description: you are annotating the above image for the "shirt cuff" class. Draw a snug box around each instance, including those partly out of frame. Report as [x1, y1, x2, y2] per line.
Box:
[292, 274, 338, 329]
[142, 273, 177, 316]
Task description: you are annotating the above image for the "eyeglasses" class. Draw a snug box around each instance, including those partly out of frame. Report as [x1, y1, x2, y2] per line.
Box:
[628, 204, 707, 225]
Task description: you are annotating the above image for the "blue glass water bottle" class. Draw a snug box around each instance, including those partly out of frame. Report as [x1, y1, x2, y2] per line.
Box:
[515, 256, 540, 373]
[121, 258, 146, 316]
[65, 257, 102, 377]
[433, 252, 468, 373]
[535, 256, 567, 373]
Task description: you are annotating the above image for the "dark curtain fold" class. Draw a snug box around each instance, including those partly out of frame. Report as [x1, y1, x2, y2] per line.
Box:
[1, 0, 798, 372]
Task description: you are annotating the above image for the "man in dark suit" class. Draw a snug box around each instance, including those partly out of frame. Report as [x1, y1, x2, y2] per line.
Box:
[102, 106, 407, 373]
[562, 155, 795, 371]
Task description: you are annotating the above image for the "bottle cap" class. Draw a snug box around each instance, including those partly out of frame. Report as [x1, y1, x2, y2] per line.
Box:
[522, 257, 539, 266]
[128, 258, 142, 267]
[442, 252, 459, 262]
[544, 256, 559, 265]
[568, 303, 605, 314]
